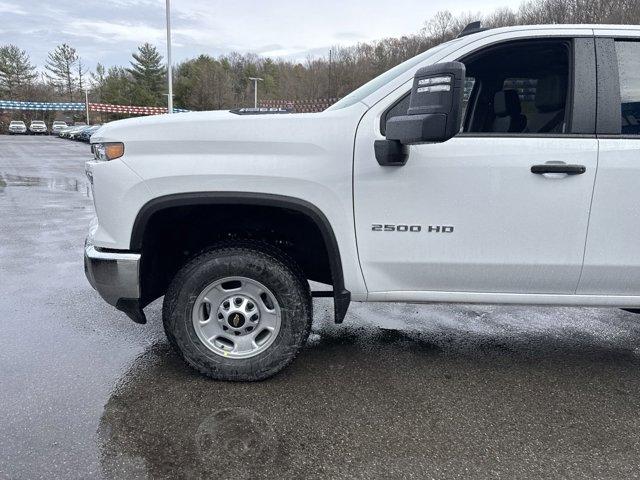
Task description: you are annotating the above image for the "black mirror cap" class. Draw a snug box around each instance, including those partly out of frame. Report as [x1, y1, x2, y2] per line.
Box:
[409, 62, 465, 116]
[386, 61, 466, 145]
[385, 114, 448, 144]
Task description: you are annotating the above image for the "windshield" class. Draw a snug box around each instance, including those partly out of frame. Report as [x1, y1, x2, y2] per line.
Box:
[10, 121, 24, 125]
[32, 121, 45, 124]
[326, 38, 462, 111]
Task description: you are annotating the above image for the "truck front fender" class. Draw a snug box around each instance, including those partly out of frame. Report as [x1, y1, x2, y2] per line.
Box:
[130, 191, 351, 323]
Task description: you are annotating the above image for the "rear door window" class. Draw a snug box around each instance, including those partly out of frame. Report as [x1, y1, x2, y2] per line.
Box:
[616, 41, 640, 135]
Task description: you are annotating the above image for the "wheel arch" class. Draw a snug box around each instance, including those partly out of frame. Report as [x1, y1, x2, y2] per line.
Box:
[130, 192, 351, 323]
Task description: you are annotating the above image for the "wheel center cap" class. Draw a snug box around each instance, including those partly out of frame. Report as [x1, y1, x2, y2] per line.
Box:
[228, 312, 246, 329]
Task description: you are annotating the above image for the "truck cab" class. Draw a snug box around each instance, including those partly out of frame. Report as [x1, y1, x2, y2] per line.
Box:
[85, 24, 640, 380]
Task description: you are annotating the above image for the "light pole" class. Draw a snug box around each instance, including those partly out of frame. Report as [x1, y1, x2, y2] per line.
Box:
[249, 77, 263, 108]
[165, 0, 173, 114]
[85, 89, 90, 125]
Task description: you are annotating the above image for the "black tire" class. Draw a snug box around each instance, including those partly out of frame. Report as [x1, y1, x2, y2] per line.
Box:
[162, 244, 312, 381]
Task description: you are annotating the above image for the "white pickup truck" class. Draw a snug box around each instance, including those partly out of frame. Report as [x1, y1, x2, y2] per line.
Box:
[85, 23, 640, 381]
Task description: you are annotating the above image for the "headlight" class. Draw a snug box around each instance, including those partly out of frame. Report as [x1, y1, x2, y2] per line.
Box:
[93, 142, 124, 161]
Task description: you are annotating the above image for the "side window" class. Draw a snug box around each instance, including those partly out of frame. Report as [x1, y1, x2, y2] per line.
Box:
[502, 78, 537, 117]
[616, 41, 640, 135]
[460, 77, 476, 130]
[462, 40, 570, 135]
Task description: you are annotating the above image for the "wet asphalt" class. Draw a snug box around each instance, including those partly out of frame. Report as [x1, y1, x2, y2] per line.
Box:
[1, 135, 640, 479]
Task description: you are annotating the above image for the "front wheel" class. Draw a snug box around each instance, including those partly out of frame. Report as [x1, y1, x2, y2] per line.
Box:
[163, 245, 312, 381]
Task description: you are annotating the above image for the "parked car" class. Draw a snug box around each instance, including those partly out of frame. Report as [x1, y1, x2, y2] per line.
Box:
[50, 121, 68, 135]
[29, 120, 48, 135]
[86, 23, 640, 381]
[59, 125, 86, 139]
[77, 125, 101, 143]
[8, 121, 27, 135]
[69, 125, 91, 140]
[58, 126, 75, 138]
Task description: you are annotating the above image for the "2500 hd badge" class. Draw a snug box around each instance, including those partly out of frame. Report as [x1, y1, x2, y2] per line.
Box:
[371, 224, 455, 233]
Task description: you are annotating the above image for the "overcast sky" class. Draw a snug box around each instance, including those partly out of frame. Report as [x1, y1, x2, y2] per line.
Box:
[0, 0, 523, 71]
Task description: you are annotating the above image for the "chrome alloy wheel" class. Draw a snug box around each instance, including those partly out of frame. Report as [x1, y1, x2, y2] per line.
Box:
[192, 277, 282, 359]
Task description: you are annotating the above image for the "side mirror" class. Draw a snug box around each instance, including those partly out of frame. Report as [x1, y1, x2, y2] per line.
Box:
[386, 62, 465, 145]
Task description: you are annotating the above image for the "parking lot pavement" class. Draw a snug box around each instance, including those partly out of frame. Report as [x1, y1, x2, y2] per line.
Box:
[2, 135, 640, 479]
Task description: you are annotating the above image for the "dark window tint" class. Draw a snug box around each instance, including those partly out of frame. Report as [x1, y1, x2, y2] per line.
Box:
[503, 78, 537, 116]
[616, 41, 640, 135]
[462, 40, 570, 134]
[460, 77, 476, 130]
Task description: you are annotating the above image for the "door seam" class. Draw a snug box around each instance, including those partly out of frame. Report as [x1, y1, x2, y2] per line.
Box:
[574, 137, 599, 294]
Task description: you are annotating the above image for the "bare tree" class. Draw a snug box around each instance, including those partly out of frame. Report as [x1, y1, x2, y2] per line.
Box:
[422, 10, 455, 42]
[77, 58, 89, 93]
[45, 44, 78, 101]
[485, 7, 519, 28]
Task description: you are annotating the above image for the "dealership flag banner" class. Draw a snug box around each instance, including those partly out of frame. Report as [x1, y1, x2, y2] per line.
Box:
[0, 100, 188, 115]
[89, 102, 189, 114]
[0, 100, 85, 111]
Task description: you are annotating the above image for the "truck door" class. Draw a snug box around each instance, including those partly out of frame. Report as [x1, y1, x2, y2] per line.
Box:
[578, 36, 640, 296]
[354, 37, 599, 296]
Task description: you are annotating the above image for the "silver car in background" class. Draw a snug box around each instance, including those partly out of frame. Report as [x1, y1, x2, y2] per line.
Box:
[50, 121, 68, 135]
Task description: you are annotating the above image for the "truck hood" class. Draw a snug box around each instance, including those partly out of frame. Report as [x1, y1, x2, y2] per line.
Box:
[91, 105, 368, 162]
[90, 108, 362, 144]
[92, 110, 237, 143]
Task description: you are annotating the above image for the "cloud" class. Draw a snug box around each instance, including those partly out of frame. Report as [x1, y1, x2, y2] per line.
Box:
[62, 20, 167, 44]
[334, 31, 365, 41]
[0, 1, 27, 15]
[259, 47, 308, 58]
[0, 0, 524, 72]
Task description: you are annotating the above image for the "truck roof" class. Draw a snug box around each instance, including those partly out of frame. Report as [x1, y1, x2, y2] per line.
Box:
[459, 23, 640, 41]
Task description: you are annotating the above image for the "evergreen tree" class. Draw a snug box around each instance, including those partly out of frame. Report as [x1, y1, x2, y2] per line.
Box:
[127, 43, 165, 106]
[45, 44, 78, 101]
[0, 44, 37, 98]
[174, 55, 233, 110]
[101, 66, 136, 106]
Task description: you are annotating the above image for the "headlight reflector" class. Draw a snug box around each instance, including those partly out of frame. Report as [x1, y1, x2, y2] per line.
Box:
[93, 142, 124, 161]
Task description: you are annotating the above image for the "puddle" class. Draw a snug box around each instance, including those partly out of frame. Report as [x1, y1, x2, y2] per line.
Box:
[0, 173, 90, 196]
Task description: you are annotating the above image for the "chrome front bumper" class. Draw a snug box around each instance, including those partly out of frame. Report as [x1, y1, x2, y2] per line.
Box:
[84, 237, 146, 323]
